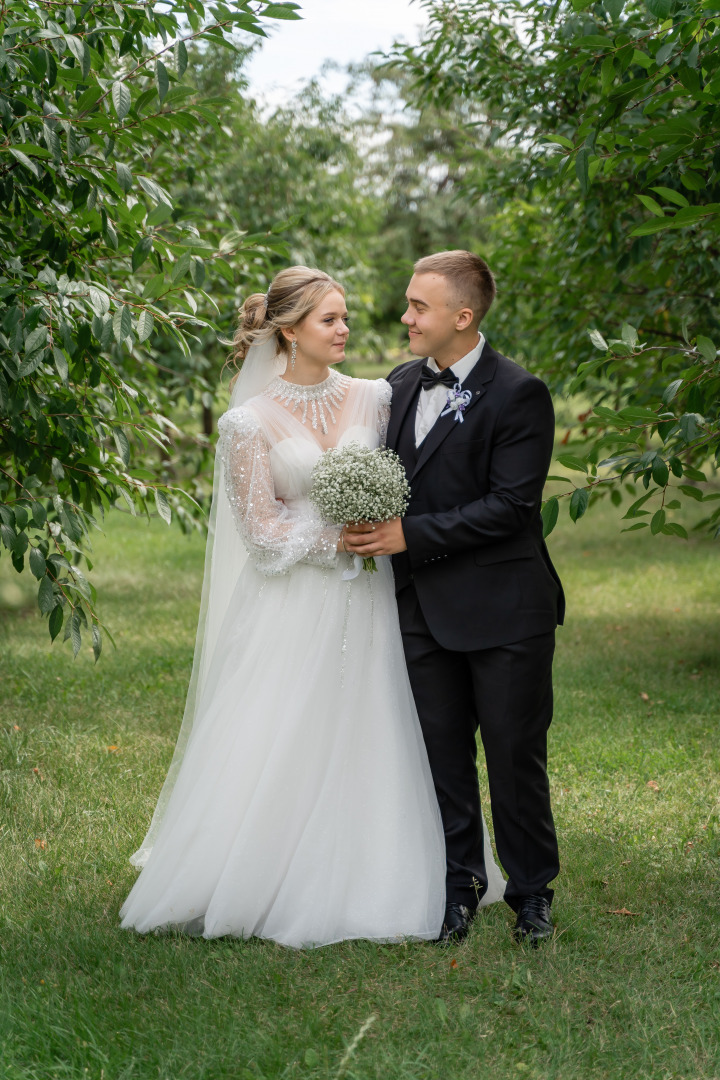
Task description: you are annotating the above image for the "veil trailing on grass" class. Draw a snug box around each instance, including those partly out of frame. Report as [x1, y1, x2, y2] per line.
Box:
[130, 338, 286, 867]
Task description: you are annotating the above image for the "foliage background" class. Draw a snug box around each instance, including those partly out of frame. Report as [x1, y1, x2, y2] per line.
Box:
[1, 1, 718, 635]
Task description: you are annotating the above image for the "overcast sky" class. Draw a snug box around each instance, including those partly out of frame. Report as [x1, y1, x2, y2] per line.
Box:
[246, 0, 428, 103]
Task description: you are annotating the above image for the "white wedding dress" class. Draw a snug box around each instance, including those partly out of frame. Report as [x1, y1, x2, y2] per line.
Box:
[120, 371, 505, 948]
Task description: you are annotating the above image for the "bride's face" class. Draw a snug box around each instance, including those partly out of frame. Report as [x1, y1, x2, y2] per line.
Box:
[291, 290, 350, 368]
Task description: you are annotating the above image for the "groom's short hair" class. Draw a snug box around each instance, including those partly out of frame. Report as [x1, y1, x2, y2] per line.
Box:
[414, 250, 496, 326]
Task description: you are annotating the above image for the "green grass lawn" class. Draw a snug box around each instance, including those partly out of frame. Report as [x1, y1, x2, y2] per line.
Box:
[1, 495, 719, 1080]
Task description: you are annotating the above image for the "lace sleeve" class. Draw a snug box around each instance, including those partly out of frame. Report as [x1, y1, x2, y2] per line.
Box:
[217, 407, 340, 576]
[375, 378, 392, 447]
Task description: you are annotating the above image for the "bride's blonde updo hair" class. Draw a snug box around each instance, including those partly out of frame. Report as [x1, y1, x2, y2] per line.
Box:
[232, 265, 345, 367]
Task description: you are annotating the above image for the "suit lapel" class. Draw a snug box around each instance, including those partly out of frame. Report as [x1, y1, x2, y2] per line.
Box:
[412, 343, 499, 480]
[386, 360, 423, 451]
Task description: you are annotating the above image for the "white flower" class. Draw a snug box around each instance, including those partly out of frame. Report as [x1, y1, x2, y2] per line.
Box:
[309, 442, 410, 525]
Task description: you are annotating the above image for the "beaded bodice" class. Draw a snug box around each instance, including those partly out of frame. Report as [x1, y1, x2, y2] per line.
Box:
[216, 377, 391, 576]
[262, 370, 351, 435]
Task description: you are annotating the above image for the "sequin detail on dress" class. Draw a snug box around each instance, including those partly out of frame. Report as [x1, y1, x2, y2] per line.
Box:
[217, 407, 340, 576]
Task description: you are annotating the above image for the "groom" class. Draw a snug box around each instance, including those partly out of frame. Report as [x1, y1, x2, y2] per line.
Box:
[344, 250, 564, 944]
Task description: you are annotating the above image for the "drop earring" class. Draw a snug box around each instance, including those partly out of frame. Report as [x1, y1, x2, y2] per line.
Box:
[290, 340, 297, 373]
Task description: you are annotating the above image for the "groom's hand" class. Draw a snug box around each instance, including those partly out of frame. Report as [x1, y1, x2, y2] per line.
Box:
[343, 518, 407, 556]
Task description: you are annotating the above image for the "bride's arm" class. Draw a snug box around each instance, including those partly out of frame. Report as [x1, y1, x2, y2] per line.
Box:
[217, 407, 341, 575]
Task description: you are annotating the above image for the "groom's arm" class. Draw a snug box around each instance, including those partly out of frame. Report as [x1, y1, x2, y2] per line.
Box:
[403, 377, 555, 565]
[346, 376, 554, 563]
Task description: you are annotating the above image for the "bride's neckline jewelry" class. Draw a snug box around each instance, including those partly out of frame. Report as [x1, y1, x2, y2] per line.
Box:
[264, 369, 350, 435]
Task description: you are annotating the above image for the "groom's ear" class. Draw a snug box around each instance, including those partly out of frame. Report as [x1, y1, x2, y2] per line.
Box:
[455, 307, 475, 331]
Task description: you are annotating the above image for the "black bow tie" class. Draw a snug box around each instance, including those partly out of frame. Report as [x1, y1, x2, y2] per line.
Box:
[420, 364, 458, 391]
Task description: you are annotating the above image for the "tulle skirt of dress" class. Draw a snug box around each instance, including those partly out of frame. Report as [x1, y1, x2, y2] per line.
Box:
[120, 556, 484, 948]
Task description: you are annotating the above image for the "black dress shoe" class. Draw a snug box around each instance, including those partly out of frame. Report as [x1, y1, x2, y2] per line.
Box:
[513, 895, 554, 945]
[437, 903, 474, 943]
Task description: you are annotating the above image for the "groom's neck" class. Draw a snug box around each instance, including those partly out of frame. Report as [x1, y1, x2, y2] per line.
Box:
[433, 328, 481, 370]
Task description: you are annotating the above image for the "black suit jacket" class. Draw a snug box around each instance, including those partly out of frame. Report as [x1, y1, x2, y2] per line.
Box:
[387, 343, 565, 651]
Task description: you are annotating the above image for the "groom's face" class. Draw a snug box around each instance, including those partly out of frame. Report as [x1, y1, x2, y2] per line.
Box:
[401, 273, 460, 359]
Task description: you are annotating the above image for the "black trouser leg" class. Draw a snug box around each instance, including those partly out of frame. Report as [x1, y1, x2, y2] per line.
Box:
[466, 631, 559, 911]
[397, 586, 559, 912]
[397, 586, 487, 909]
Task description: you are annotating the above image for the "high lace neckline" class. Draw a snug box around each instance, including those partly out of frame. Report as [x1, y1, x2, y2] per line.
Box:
[263, 369, 350, 435]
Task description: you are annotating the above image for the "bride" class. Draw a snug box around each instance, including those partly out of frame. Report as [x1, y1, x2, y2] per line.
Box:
[120, 266, 505, 948]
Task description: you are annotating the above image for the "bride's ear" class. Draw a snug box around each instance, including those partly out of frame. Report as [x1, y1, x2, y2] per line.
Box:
[281, 328, 296, 345]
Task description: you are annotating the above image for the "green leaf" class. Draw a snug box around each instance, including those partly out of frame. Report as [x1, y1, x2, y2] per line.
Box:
[621, 323, 638, 346]
[680, 171, 705, 192]
[138, 175, 173, 208]
[25, 325, 48, 354]
[646, 0, 672, 17]
[654, 40, 674, 66]
[154, 488, 172, 525]
[103, 218, 119, 250]
[48, 604, 63, 641]
[176, 39, 188, 77]
[622, 521, 649, 532]
[65, 34, 91, 78]
[617, 407, 659, 423]
[18, 351, 48, 379]
[651, 457, 669, 487]
[38, 574, 55, 614]
[112, 81, 131, 121]
[137, 309, 155, 342]
[605, 0, 625, 17]
[556, 454, 588, 473]
[650, 186, 688, 208]
[116, 161, 133, 192]
[262, 2, 303, 18]
[650, 508, 666, 534]
[575, 147, 590, 195]
[70, 611, 82, 658]
[132, 235, 153, 271]
[662, 379, 683, 405]
[623, 491, 655, 518]
[112, 305, 133, 342]
[664, 522, 688, 539]
[636, 194, 664, 218]
[191, 256, 206, 288]
[92, 623, 102, 663]
[113, 428, 130, 466]
[143, 274, 167, 301]
[171, 251, 192, 284]
[541, 496, 559, 538]
[588, 328, 608, 351]
[695, 335, 716, 363]
[544, 133, 574, 149]
[569, 487, 589, 522]
[629, 217, 673, 237]
[8, 147, 40, 177]
[678, 484, 704, 501]
[29, 547, 46, 580]
[156, 59, 169, 103]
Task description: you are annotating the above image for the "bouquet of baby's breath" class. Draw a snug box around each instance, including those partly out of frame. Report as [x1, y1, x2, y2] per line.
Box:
[309, 443, 411, 573]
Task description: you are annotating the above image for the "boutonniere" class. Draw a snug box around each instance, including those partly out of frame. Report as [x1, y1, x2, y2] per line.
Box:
[440, 382, 472, 423]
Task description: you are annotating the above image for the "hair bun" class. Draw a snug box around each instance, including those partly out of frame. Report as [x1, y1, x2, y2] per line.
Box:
[231, 267, 344, 369]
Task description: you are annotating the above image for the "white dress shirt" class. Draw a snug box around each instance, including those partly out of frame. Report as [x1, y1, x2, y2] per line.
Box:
[415, 333, 485, 446]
